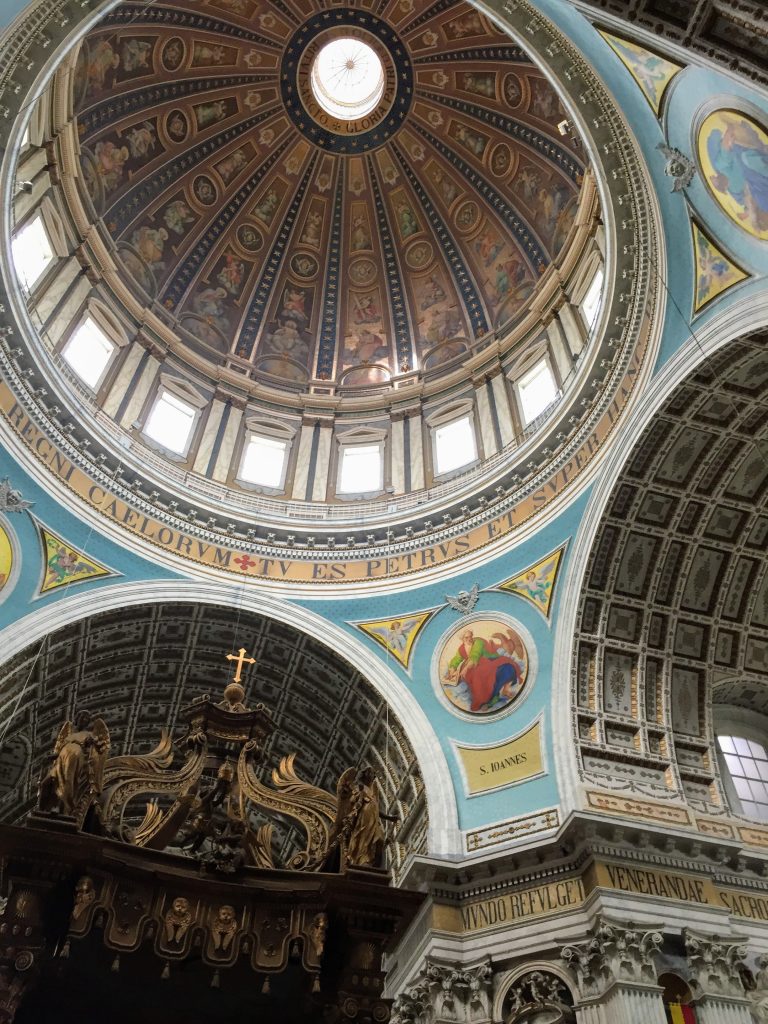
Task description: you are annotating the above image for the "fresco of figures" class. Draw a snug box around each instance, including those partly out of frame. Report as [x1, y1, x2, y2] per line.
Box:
[698, 109, 768, 241]
[72, 0, 586, 387]
[436, 618, 531, 717]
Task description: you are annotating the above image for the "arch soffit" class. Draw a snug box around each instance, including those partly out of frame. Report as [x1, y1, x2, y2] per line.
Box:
[0, 578, 461, 855]
[553, 305, 768, 813]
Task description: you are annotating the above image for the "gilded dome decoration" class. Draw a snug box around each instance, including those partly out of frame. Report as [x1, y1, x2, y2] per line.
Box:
[2, 0, 660, 581]
[73, 0, 585, 387]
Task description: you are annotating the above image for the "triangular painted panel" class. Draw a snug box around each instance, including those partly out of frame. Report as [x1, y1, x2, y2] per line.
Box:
[38, 524, 114, 594]
[599, 31, 683, 115]
[355, 609, 437, 669]
[693, 223, 748, 313]
[497, 544, 566, 619]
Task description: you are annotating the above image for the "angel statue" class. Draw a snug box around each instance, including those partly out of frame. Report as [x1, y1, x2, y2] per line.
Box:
[38, 710, 110, 827]
[342, 767, 387, 869]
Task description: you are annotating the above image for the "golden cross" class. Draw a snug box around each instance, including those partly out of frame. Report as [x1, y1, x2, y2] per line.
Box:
[225, 647, 256, 683]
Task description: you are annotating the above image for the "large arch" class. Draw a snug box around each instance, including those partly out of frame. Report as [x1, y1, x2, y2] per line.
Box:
[0, 579, 460, 858]
[560, 324, 768, 825]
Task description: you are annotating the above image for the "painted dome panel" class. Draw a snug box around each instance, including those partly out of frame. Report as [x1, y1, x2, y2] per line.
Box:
[73, 0, 586, 387]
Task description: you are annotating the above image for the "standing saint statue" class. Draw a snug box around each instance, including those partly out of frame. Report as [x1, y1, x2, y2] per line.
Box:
[38, 710, 110, 827]
[345, 767, 385, 869]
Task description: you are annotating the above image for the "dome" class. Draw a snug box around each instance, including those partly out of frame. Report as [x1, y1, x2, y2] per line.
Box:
[4, 0, 658, 586]
[72, 1, 585, 386]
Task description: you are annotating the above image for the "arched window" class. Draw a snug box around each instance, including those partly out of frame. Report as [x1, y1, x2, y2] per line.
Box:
[61, 316, 116, 389]
[516, 357, 558, 426]
[718, 734, 768, 821]
[12, 213, 54, 290]
[238, 418, 295, 492]
[426, 399, 478, 479]
[581, 265, 604, 329]
[714, 706, 768, 822]
[660, 973, 697, 1023]
[335, 426, 387, 497]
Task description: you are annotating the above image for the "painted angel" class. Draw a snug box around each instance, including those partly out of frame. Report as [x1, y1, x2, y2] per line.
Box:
[366, 617, 422, 658]
[513, 557, 557, 604]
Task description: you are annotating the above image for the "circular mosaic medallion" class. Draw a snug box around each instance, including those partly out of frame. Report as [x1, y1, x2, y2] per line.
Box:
[490, 142, 512, 178]
[237, 223, 263, 253]
[162, 37, 185, 72]
[455, 200, 480, 233]
[193, 175, 218, 207]
[349, 257, 377, 285]
[165, 109, 189, 144]
[405, 240, 433, 270]
[697, 108, 768, 241]
[432, 615, 534, 720]
[281, 9, 413, 154]
[291, 251, 319, 279]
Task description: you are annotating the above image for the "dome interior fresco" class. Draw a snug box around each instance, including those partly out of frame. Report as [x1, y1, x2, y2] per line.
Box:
[73, 0, 586, 389]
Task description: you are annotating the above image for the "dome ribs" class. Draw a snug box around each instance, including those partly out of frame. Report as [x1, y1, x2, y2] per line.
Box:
[366, 156, 415, 373]
[411, 120, 548, 272]
[78, 73, 276, 138]
[315, 166, 345, 381]
[412, 45, 528, 65]
[390, 140, 489, 340]
[400, 0, 478, 37]
[236, 152, 321, 361]
[416, 87, 584, 182]
[161, 133, 293, 313]
[105, 104, 282, 237]
[102, 3, 284, 50]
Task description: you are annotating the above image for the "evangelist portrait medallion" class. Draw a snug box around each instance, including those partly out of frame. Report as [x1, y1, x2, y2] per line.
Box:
[697, 108, 768, 241]
[434, 615, 533, 719]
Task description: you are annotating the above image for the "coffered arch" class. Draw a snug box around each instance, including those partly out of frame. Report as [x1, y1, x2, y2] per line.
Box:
[571, 331, 768, 817]
[0, 595, 437, 876]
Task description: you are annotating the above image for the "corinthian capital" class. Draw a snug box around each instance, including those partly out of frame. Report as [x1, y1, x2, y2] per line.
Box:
[390, 957, 493, 1024]
[560, 916, 663, 998]
[683, 929, 748, 999]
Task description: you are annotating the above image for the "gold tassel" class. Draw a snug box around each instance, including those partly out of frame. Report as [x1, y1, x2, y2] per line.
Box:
[161, 961, 170, 980]
[211, 969, 220, 989]
[111, 955, 120, 973]
[59, 938, 70, 959]
[261, 977, 270, 995]
[312, 975, 320, 993]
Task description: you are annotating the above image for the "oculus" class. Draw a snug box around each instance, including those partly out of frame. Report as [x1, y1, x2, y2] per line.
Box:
[310, 38, 385, 122]
[282, 9, 412, 154]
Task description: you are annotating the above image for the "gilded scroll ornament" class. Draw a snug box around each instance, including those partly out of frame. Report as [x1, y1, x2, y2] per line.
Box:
[36, 660, 392, 877]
